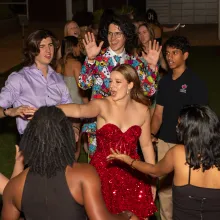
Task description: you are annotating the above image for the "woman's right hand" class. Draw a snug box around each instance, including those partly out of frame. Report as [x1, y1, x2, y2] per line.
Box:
[107, 148, 133, 165]
[82, 32, 104, 61]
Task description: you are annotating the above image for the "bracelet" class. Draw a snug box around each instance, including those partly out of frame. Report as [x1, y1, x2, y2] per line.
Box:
[3, 108, 8, 117]
[72, 126, 80, 131]
[121, 211, 133, 220]
[130, 159, 136, 169]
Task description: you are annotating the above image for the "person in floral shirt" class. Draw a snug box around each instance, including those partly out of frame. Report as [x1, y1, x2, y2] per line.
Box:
[79, 15, 161, 160]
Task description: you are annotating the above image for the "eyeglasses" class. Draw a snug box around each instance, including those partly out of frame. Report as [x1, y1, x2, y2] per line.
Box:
[108, 31, 123, 39]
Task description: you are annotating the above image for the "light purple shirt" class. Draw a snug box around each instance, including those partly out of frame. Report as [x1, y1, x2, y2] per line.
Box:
[0, 64, 72, 134]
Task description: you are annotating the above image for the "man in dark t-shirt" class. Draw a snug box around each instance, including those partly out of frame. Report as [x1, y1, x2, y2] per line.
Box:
[151, 36, 208, 220]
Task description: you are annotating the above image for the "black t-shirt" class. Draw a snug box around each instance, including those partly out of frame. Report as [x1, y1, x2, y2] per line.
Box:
[156, 68, 208, 143]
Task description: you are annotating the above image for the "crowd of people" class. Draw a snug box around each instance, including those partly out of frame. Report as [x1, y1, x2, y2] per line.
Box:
[0, 7, 219, 220]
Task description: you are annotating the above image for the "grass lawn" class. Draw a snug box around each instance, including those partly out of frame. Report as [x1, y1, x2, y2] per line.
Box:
[0, 46, 219, 219]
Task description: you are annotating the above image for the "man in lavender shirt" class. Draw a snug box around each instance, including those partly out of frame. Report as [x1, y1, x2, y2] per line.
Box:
[0, 29, 76, 136]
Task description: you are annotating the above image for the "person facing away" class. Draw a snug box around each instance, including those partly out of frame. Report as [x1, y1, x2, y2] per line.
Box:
[108, 105, 220, 220]
[78, 14, 161, 159]
[58, 64, 157, 219]
[150, 36, 208, 220]
[56, 36, 87, 104]
[1, 106, 137, 220]
[0, 29, 74, 136]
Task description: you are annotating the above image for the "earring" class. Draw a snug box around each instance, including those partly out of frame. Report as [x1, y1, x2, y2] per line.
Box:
[127, 89, 129, 95]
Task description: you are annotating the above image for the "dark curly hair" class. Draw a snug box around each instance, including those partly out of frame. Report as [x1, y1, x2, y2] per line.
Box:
[163, 36, 190, 55]
[176, 105, 220, 171]
[100, 14, 136, 53]
[23, 29, 59, 66]
[20, 106, 76, 178]
[97, 8, 115, 48]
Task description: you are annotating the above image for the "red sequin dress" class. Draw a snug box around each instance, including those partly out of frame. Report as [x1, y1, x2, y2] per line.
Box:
[90, 123, 157, 219]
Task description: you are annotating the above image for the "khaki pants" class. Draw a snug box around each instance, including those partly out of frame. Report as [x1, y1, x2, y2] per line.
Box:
[157, 139, 176, 220]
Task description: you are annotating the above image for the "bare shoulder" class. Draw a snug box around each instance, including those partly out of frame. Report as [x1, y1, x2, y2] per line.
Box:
[91, 97, 108, 106]
[68, 163, 99, 180]
[68, 58, 81, 67]
[173, 144, 185, 153]
[133, 101, 150, 114]
[56, 63, 62, 73]
[4, 169, 28, 195]
[172, 145, 186, 161]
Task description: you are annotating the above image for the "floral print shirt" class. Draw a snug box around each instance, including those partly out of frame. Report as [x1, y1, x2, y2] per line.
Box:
[79, 47, 158, 100]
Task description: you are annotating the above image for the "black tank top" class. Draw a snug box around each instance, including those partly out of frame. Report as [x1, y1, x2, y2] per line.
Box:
[173, 167, 220, 220]
[21, 170, 87, 220]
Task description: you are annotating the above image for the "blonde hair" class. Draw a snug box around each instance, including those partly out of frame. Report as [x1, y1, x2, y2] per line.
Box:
[64, 21, 80, 37]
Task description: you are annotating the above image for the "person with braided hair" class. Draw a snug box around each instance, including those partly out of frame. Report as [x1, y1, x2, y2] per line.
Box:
[1, 106, 137, 220]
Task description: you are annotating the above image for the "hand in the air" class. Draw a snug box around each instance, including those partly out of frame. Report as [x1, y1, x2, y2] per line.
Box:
[82, 32, 104, 61]
[142, 40, 162, 70]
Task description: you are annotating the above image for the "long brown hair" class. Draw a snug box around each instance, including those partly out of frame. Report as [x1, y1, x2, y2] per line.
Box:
[136, 23, 155, 56]
[23, 29, 59, 66]
[112, 64, 150, 106]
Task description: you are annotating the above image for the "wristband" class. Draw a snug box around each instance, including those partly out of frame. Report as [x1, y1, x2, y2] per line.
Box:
[72, 126, 80, 131]
[3, 108, 8, 117]
[121, 211, 133, 219]
[130, 159, 136, 169]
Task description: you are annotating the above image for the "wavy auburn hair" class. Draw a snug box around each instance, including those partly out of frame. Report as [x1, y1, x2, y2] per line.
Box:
[112, 64, 150, 106]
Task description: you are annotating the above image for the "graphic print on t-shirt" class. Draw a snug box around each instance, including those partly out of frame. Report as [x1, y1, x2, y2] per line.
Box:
[180, 84, 188, 93]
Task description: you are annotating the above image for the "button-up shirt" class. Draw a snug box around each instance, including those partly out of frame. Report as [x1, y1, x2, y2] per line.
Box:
[0, 64, 72, 134]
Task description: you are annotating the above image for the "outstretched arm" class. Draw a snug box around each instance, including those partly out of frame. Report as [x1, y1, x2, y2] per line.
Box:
[107, 147, 175, 178]
[58, 99, 102, 119]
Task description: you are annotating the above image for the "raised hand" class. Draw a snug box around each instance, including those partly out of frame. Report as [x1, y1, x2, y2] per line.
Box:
[82, 32, 104, 61]
[142, 40, 162, 70]
[107, 148, 132, 164]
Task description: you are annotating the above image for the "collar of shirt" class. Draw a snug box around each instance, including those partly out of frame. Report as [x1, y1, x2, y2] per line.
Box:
[108, 47, 126, 65]
[29, 64, 55, 76]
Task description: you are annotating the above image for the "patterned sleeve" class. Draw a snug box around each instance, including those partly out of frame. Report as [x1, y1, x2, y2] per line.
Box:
[135, 59, 159, 97]
[78, 57, 96, 90]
